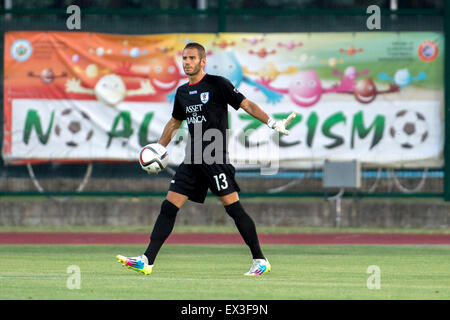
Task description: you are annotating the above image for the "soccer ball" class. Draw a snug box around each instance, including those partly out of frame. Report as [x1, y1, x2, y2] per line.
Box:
[139, 143, 169, 174]
[54, 108, 94, 147]
[389, 110, 429, 149]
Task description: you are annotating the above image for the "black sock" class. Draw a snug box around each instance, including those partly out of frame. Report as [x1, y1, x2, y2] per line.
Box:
[144, 199, 179, 265]
[225, 201, 265, 260]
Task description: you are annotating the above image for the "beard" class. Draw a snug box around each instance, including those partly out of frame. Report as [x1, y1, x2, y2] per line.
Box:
[183, 62, 202, 76]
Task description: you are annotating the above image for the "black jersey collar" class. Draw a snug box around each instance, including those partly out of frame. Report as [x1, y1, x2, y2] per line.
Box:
[188, 73, 207, 86]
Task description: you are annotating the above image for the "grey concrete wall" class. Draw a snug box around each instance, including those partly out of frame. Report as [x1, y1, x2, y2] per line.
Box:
[0, 196, 448, 228]
[1, 176, 448, 228]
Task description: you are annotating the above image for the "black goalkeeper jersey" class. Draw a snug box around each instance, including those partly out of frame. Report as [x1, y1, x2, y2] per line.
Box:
[172, 74, 246, 164]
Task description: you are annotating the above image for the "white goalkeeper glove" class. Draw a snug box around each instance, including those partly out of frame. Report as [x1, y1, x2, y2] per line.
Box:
[267, 112, 297, 135]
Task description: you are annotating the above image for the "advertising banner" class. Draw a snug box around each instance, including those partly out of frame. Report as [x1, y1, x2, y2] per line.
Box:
[3, 32, 444, 168]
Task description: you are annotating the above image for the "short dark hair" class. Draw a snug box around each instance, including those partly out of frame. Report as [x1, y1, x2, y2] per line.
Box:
[183, 42, 206, 59]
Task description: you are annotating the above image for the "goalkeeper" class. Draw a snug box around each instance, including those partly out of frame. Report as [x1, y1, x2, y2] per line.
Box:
[117, 42, 296, 276]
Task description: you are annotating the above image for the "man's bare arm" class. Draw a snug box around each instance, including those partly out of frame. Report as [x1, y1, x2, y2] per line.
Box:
[158, 117, 183, 147]
[240, 98, 270, 124]
[240, 98, 296, 135]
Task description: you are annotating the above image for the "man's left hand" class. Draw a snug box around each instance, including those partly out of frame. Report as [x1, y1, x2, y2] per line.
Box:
[267, 112, 297, 135]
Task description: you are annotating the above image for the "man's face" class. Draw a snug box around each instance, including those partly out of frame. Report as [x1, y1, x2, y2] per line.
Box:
[182, 48, 205, 76]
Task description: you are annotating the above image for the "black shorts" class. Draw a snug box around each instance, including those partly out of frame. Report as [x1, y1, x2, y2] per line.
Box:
[168, 163, 241, 203]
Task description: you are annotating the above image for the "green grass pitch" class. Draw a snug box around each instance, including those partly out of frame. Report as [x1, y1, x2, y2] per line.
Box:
[0, 244, 449, 300]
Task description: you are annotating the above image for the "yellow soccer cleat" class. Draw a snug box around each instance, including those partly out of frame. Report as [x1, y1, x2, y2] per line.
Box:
[116, 254, 153, 275]
[244, 258, 271, 276]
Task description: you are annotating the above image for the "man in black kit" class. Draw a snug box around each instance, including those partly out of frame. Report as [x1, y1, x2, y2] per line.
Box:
[117, 42, 296, 276]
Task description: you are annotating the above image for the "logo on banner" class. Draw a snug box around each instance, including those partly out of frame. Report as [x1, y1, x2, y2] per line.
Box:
[200, 92, 209, 104]
[418, 40, 438, 62]
[10, 39, 33, 62]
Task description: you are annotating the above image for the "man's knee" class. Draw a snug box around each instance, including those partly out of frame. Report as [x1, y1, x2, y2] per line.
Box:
[166, 191, 188, 209]
[219, 191, 239, 207]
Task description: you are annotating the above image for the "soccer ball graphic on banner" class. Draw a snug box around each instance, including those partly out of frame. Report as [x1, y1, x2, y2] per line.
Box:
[54, 108, 94, 147]
[139, 143, 169, 174]
[389, 109, 429, 149]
